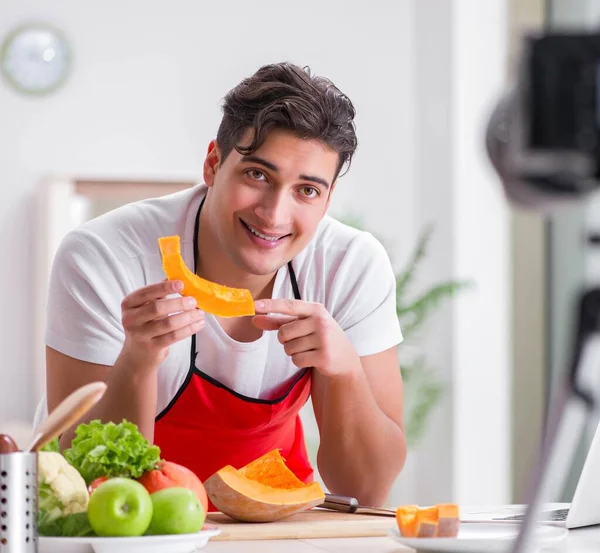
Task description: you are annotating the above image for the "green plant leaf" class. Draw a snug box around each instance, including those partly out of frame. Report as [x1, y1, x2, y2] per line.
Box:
[398, 280, 472, 339]
[395, 224, 433, 300]
[334, 214, 471, 446]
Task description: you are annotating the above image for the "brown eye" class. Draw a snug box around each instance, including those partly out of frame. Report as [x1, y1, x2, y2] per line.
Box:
[299, 186, 318, 198]
[246, 169, 266, 181]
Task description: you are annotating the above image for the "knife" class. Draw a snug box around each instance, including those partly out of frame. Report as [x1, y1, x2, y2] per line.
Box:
[319, 493, 396, 517]
[319, 494, 525, 524]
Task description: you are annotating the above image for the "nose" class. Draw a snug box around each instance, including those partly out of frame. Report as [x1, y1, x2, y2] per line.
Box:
[253, 190, 291, 229]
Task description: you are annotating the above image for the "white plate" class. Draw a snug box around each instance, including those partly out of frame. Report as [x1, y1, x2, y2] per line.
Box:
[38, 524, 221, 553]
[387, 523, 568, 553]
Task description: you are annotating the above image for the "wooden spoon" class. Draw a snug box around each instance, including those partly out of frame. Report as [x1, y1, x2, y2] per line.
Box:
[26, 381, 107, 452]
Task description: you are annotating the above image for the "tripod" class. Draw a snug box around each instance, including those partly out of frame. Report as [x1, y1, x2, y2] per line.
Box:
[510, 288, 600, 553]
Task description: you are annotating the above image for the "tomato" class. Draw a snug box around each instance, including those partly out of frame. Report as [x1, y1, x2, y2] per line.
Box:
[88, 476, 110, 495]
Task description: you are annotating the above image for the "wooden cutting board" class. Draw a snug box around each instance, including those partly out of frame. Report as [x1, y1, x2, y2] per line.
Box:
[206, 509, 396, 541]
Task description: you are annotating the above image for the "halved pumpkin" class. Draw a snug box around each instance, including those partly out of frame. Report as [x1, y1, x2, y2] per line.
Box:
[204, 450, 325, 522]
[158, 235, 255, 317]
[396, 504, 460, 538]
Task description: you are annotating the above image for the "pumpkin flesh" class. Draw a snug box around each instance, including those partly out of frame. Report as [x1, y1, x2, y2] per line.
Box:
[158, 235, 255, 317]
[204, 450, 325, 522]
[396, 504, 460, 538]
[436, 504, 461, 537]
[239, 449, 307, 488]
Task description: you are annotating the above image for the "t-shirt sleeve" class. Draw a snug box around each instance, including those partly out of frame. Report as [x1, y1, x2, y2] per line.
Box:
[45, 228, 131, 366]
[328, 232, 403, 357]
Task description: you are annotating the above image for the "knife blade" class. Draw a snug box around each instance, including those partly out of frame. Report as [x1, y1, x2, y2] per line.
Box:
[319, 493, 396, 517]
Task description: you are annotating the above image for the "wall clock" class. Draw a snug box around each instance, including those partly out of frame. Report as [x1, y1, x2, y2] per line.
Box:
[0, 23, 71, 96]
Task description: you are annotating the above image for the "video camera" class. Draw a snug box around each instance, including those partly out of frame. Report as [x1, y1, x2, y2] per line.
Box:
[487, 30, 600, 553]
[488, 32, 600, 212]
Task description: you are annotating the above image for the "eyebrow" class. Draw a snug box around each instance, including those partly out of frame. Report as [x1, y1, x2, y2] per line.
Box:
[240, 155, 331, 189]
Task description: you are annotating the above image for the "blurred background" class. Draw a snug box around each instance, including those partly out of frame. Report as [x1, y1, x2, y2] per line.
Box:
[0, 0, 595, 508]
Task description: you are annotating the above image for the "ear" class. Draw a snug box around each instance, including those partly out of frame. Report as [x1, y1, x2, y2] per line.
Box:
[203, 140, 221, 187]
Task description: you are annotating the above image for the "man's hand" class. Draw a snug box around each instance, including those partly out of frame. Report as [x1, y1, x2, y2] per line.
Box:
[253, 299, 360, 378]
[121, 280, 205, 371]
[255, 297, 406, 506]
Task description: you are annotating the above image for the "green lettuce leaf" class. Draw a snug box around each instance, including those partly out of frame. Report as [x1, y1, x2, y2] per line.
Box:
[63, 419, 162, 484]
[37, 511, 95, 537]
[40, 438, 60, 453]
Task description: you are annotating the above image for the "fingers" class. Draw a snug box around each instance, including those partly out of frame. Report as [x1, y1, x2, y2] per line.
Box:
[254, 298, 322, 318]
[253, 314, 315, 344]
[252, 314, 296, 331]
[277, 318, 315, 343]
[122, 280, 183, 309]
[290, 351, 315, 369]
[132, 295, 198, 326]
[282, 334, 318, 357]
[151, 315, 206, 349]
[144, 308, 204, 339]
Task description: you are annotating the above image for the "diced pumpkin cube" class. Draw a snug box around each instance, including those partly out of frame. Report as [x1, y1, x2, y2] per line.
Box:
[395, 503, 460, 538]
[437, 504, 460, 537]
[396, 505, 419, 537]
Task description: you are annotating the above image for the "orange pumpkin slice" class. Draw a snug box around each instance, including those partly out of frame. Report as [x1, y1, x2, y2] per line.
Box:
[396, 504, 460, 538]
[158, 235, 255, 317]
[204, 449, 325, 522]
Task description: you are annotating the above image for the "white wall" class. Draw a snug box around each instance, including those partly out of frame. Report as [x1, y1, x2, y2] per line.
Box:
[0, 0, 511, 506]
[0, 0, 414, 420]
[452, 0, 510, 505]
[403, 0, 511, 506]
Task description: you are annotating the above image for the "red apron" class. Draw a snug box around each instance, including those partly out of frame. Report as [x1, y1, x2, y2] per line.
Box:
[153, 197, 313, 512]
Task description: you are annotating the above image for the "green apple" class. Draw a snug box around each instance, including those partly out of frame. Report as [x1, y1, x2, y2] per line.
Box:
[87, 477, 153, 537]
[147, 487, 205, 535]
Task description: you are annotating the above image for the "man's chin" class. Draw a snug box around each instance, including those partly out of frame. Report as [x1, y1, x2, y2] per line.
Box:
[245, 264, 285, 278]
[237, 256, 289, 278]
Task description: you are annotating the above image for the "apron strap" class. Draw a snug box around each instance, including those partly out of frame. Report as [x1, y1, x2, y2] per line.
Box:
[156, 192, 306, 421]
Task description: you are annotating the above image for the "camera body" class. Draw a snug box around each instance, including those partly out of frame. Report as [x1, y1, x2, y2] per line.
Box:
[487, 32, 600, 210]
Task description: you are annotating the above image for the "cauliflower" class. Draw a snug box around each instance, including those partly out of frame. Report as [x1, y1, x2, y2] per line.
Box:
[38, 451, 89, 526]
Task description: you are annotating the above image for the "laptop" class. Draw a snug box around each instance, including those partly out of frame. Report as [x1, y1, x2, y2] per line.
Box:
[463, 418, 600, 529]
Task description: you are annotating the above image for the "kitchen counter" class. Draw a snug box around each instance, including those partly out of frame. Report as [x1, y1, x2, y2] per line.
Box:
[202, 505, 600, 553]
[205, 531, 600, 553]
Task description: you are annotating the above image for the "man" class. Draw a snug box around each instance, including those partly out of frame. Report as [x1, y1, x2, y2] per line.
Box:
[35, 62, 407, 507]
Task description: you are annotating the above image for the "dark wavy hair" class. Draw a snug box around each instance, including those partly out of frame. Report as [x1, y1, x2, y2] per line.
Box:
[216, 62, 358, 179]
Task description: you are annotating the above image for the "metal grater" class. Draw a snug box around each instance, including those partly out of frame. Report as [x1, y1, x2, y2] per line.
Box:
[0, 453, 38, 553]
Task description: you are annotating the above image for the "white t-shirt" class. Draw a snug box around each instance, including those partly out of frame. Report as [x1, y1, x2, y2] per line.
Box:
[33, 184, 402, 427]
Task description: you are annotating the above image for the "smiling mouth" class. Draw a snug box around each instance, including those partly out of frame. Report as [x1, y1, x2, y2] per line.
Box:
[240, 219, 290, 242]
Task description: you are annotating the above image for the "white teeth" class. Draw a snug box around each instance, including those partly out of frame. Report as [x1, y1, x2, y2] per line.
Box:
[246, 223, 281, 241]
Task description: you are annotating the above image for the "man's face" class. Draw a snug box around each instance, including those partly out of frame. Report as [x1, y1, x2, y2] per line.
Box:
[203, 128, 339, 276]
